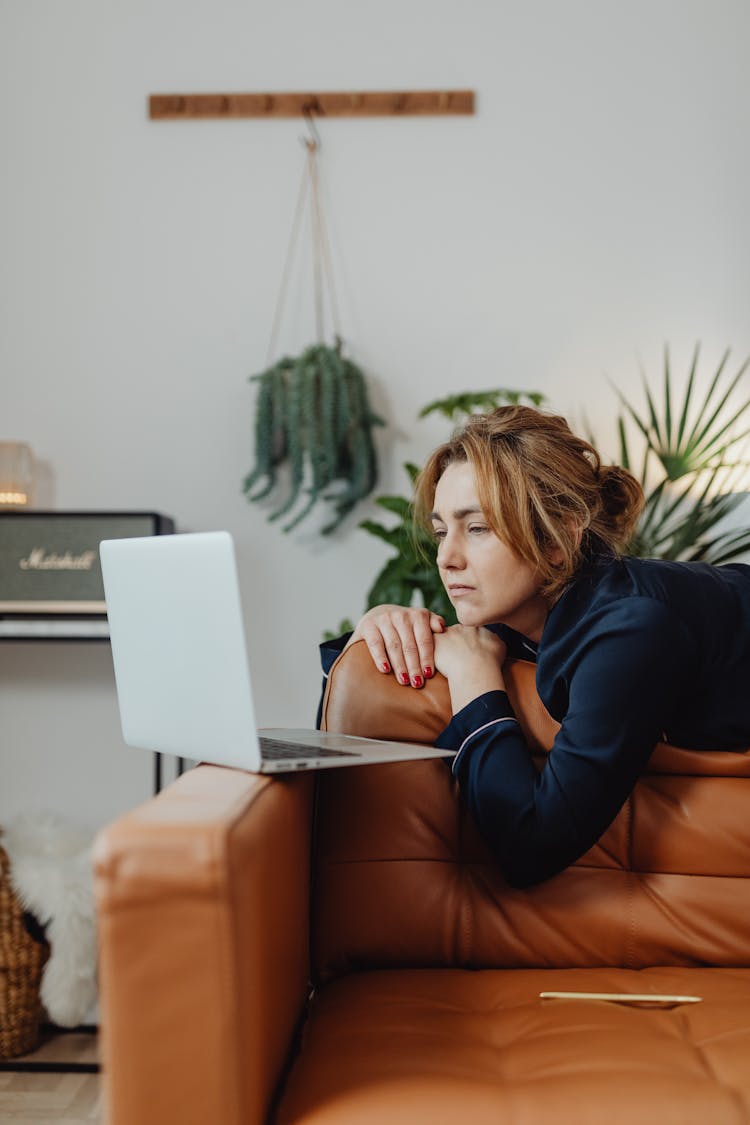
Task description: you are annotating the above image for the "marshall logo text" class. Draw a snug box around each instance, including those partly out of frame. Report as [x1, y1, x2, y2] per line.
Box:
[19, 548, 97, 571]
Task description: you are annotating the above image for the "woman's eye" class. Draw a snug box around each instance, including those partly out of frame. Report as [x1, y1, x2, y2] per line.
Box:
[432, 528, 447, 541]
[468, 525, 489, 535]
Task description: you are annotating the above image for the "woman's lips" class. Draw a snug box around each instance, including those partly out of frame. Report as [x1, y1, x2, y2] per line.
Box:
[448, 585, 475, 597]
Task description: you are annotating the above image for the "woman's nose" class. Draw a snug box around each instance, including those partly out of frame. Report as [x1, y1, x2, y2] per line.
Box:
[437, 534, 464, 569]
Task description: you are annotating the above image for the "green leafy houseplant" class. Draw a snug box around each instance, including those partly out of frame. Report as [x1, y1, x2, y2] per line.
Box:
[614, 344, 750, 563]
[243, 339, 384, 535]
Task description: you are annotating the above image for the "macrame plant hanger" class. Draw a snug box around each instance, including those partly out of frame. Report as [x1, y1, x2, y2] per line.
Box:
[266, 114, 340, 364]
[243, 113, 383, 534]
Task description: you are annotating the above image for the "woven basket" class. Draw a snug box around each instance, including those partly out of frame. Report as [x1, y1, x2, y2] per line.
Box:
[0, 842, 50, 1058]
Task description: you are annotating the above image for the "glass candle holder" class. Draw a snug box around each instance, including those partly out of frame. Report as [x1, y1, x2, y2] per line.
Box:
[0, 442, 35, 508]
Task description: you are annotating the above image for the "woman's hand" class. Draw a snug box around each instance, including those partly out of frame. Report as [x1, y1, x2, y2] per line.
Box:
[434, 626, 507, 713]
[348, 604, 446, 687]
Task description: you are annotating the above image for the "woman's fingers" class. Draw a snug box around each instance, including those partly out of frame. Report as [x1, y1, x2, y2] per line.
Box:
[354, 606, 444, 688]
[430, 612, 447, 635]
[369, 617, 414, 685]
[405, 610, 442, 685]
[356, 618, 393, 675]
[390, 614, 425, 687]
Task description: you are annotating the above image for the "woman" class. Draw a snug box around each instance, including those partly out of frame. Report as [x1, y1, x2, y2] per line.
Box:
[321, 406, 750, 887]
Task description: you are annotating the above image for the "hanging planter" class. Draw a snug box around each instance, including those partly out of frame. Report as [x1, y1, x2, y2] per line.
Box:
[243, 118, 384, 534]
[243, 337, 383, 534]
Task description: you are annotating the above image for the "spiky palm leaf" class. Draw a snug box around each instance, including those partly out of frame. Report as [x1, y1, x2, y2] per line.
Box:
[614, 344, 750, 482]
[615, 345, 750, 563]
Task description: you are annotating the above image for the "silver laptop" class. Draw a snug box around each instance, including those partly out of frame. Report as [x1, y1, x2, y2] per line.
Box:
[99, 531, 454, 773]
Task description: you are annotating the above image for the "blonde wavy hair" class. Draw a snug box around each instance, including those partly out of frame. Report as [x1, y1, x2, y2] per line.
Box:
[413, 405, 645, 602]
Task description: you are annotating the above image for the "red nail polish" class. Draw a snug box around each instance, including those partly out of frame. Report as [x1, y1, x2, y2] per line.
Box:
[381, 661, 391, 673]
[412, 674, 423, 688]
[399, 672, 410, 685]
[423, 666, 433, 679]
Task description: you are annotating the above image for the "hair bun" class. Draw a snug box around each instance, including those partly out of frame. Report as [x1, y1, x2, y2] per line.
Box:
[598, 465, 644, 544]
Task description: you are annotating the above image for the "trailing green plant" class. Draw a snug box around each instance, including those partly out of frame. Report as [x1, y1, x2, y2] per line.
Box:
[243, 339, 384, 534]
[358, 388, 548, 623]
[613, 344, 750, 563]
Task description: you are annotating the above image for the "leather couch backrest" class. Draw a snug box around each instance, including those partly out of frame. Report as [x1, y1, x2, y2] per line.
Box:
[314, 640, 750, 981]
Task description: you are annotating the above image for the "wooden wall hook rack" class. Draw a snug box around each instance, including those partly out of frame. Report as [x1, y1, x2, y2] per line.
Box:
[149, 89, 475, 120]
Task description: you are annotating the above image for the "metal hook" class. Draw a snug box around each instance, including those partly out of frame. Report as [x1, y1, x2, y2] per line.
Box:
[301, 103, 322, 152]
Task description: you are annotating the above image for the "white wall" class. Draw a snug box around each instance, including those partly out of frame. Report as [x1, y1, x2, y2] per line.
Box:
[2, 0, 749, 831]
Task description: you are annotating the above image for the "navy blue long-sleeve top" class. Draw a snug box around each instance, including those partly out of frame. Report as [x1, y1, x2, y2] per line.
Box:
[320, 555, 750, 888]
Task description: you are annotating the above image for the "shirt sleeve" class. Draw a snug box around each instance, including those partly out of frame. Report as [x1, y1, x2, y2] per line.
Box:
[445, 598, 694, 887]
[315, 631, 353, 728]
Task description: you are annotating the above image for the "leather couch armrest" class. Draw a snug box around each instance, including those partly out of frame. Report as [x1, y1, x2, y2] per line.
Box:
[321, 638, 559, 753]
[93, 764, 315, 1125]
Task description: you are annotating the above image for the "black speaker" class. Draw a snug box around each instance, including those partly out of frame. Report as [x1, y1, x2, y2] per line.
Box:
[0, 511, 175, 617]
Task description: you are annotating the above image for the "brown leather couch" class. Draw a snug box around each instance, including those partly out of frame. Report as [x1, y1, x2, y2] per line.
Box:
[94, 641, 750, 1124]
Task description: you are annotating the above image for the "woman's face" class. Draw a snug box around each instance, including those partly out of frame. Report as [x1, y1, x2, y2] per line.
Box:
[431, 460, 548, 641]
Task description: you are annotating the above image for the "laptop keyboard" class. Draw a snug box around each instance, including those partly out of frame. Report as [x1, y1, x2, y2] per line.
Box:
[260, 736, 358, 760]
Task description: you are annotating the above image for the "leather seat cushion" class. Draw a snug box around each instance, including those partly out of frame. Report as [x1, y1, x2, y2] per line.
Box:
[275, 967, 750, 1125]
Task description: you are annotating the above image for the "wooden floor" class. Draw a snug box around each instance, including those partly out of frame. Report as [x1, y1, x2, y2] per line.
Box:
[0, 1029, 101, 1123]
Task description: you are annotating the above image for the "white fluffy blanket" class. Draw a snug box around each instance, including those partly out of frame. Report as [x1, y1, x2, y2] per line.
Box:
[3, 812, 97, 1028]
